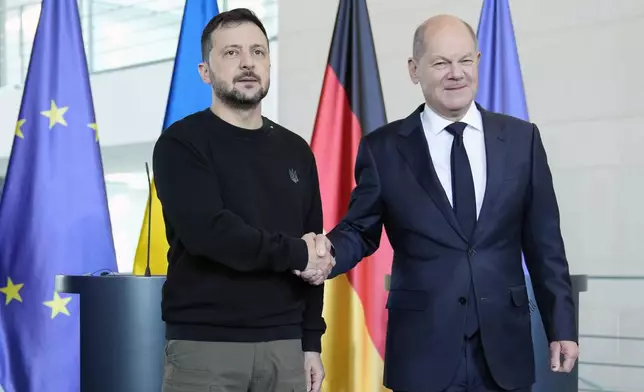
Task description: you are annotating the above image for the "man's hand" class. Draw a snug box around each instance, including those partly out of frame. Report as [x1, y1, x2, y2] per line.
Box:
[312, 233, 331, 259]
[294, 233, 334, 285]
[304, 351, 324, 392]
[549, 340, 579, 372]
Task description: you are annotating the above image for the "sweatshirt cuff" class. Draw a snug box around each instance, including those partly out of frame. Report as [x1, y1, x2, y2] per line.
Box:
[302, 330, 323, 353]
[289, 238, 309, 271]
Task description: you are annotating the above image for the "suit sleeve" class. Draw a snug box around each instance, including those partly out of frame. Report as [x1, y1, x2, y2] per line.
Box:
[153, 133, 309, 273]
[301, 154, 327, 352]
[521, 124, 577, 343]
[327, 138, 385, 277]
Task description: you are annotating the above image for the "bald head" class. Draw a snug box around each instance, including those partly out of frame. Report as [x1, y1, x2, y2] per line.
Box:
[412, 15, 477, 59]
[407, 14, 480, 120]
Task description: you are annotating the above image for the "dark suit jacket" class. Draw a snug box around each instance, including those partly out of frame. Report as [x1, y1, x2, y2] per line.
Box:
[326, 103, 577, 392]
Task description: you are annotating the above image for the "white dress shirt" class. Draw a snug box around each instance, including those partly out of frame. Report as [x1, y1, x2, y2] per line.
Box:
[420, 103, 486, 218]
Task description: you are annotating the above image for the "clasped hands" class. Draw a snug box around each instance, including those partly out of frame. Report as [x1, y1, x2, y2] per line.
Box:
[293, 233, 334, 285]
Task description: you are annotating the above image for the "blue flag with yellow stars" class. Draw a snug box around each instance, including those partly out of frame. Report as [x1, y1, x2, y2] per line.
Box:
[0, 1, 117, 391]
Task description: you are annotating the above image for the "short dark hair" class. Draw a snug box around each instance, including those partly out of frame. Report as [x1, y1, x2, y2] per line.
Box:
[200, 8, 269, 62]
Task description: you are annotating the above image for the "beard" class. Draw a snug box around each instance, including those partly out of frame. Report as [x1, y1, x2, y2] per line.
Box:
[210, 69, 269, 110]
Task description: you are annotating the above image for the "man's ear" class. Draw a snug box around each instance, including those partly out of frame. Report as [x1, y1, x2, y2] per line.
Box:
[408, 57, 420, 85]
[198, 62, 211, 84]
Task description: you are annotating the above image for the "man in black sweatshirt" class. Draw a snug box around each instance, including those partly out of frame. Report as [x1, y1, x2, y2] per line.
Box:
[154, 8, 333, 392]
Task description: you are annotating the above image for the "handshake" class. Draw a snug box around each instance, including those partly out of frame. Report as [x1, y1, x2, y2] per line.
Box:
[293, 233, 334, 285]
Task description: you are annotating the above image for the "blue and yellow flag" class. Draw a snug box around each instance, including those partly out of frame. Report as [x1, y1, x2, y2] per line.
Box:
[0, 1, 117, 391]
[132, 0, 219, 275]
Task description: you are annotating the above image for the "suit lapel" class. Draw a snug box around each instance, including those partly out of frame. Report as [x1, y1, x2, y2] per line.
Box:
[397, 105, 467, 242]
[472, 105, 507, 241]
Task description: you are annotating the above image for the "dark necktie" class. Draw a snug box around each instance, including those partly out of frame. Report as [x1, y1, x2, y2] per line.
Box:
[444, 122, 476, 239]
[445, 121, 479, 337]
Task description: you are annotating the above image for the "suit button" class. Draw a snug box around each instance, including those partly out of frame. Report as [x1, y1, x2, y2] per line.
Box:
[458, 297, 467, 304]
[468, 248, 476, 256]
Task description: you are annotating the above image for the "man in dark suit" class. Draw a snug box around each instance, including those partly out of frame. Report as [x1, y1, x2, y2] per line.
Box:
[297, 14, 579, 392]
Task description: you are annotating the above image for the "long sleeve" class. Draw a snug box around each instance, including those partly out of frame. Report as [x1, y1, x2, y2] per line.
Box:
[153, 133, 309, 273]
[327, 138, 385, 278]
[301, 154, 327, 352]
[521, 124, 577, 343]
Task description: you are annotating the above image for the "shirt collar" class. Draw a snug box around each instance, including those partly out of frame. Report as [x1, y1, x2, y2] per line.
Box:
[421, 101, 483, 136]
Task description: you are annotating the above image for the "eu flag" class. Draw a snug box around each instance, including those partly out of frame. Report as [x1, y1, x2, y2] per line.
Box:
[475, 2, 558, 391]
[475, 0, 529, 121]
[0, 1, 117, 391]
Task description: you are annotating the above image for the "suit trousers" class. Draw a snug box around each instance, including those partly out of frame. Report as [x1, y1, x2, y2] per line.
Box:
[161, 339, 307, 392]
[395, 332, 532, 392]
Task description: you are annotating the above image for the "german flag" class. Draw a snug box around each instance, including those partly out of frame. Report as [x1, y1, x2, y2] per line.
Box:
[310, 1, 392, 391]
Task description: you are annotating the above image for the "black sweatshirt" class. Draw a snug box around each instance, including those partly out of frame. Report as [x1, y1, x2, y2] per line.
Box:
[153, 108, 326, 352]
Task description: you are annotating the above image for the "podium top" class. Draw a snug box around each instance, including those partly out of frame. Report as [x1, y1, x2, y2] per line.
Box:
[55, 273, 166, 294]
[570, 274, 588, 292]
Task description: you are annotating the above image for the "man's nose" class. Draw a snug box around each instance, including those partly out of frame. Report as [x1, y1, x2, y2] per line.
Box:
[448, 64, 465, 79]
[239, 51, 255, 69]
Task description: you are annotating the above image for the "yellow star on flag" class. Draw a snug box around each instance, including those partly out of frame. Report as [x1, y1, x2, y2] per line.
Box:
[15, 119, 26, 139]
[43, 292, 72, 319]
[40, 100, 68, 129]
[0, 277, 24, 305]
[88, 122, 99, 141]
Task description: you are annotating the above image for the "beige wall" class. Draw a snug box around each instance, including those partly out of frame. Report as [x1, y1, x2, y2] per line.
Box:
[278, 0, 644, 390]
